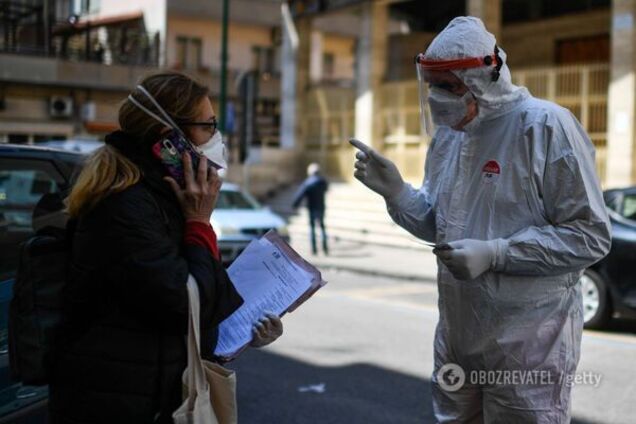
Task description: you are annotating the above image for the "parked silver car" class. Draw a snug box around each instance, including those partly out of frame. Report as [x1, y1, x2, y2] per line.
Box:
[38, 139, 103, 154]
[212, 183, 289, 264]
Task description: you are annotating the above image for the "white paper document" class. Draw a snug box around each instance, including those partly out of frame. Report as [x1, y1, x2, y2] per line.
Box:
[214, 231, 326, 359]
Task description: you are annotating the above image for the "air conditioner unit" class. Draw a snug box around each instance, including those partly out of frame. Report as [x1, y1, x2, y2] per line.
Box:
[49, 96, 73, 118]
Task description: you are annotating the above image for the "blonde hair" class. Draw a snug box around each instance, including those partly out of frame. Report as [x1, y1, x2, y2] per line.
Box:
[66, 72, 209, 218]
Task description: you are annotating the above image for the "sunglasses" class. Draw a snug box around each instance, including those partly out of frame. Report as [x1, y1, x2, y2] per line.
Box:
[179, 118, 218, 133]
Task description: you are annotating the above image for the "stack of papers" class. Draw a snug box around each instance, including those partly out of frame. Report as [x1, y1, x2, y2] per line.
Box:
[214, 230, 327, 360]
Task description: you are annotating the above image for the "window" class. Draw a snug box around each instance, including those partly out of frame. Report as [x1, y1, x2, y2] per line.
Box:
[215, 190, 260, 210]
[0, 157, 66, 418]
[556, 35, 610, 65]
[73, 0, 101, 14]
[254, 99, 280, 147]
[252, 46, 275, 75]
[323, 52, 335, 79]
[8, 134, 28, 144]
[0, 159, 65, 282]
[176, 36, 203, 70]
[605, 191, 636, 222]
[190, 38, 202, 69]
[622, 194, 636, 221]
[177, 37, 188, 67]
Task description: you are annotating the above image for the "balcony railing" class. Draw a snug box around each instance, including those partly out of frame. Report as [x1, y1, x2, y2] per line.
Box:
[1, 14, 160, 67]
[511, 64, 609, 183]
[301, 63, 611, 183]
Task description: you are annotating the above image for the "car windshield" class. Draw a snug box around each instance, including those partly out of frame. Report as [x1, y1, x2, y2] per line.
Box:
[622, 193, 636, 221]
[604, 190, 636, 222]
[603, 191, 621, 213]
[216, 189, 261, 210]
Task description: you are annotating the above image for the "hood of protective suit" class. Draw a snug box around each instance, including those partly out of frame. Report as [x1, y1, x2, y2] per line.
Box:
[424, 17, 529, 126]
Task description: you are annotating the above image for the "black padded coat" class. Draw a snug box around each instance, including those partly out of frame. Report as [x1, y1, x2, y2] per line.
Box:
[48, 131, 243, 424]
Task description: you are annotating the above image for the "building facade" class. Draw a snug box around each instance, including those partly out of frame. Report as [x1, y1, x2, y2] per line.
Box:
[2, 0, 635, 194]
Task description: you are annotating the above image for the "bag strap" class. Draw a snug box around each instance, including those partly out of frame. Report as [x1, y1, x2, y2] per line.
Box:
[185, 275, 209, 405]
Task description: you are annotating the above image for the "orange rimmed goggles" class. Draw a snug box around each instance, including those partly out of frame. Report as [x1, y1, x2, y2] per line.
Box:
[415, 45, 503, 81]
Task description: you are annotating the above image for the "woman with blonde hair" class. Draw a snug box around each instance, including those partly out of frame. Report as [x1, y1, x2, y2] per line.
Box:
[50, 72, 282, 423]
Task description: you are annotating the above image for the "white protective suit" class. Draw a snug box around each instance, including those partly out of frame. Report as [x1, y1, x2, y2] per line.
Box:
[386, 17, 611, 423]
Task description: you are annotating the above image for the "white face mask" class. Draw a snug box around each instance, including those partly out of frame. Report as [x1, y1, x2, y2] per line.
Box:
[427, 87, 474, 128]
[128, 85, 228, 169]
[199, 129, 228, 169]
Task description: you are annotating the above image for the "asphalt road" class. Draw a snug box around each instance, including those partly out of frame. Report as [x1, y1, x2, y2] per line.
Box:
[229, 269, 636, 424]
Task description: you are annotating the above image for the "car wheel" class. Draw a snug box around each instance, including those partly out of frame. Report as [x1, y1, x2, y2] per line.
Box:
[580, 269, 612, 329]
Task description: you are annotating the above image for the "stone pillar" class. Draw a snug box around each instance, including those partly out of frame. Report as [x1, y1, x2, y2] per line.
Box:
[295, 18, 312, 151]
[280, 15, 311, 151]
[309, 30, 324, 84]
[354, 1, 387, 149]
[607, 0, 636, 187]
[280, 12, 296, 150]
[467, 0, 502, 41]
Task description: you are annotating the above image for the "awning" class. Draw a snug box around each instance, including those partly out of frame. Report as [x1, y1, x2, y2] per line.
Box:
[84, 121, 119, 133]
[0, 120, 74, 136]
[53, 11, 144, 35]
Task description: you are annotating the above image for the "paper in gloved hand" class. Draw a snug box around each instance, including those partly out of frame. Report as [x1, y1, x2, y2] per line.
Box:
[422, 241, 453, 250]
[214, 231, 326, 360]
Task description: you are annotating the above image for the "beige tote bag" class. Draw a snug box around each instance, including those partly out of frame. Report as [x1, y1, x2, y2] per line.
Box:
[173, 275, 238, 424]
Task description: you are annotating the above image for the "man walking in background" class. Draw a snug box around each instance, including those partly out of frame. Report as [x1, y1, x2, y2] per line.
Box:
[292, 163, 329, 255]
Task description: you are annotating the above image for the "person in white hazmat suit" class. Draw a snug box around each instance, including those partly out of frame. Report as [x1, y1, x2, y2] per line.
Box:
[350, 17, 611, 423]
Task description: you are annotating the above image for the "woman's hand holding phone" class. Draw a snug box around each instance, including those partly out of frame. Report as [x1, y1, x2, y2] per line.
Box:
[164, 152, 221, 223]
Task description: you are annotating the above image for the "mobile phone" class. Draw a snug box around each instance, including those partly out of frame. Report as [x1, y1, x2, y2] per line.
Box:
[151, 132, 214, 187]
[434, 243, 453, 251]
[423, 241, 453, 250]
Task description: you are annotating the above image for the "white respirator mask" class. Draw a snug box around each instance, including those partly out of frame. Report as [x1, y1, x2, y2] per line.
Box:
[427, 87, 474, 129]
[199, 129, 227, 170]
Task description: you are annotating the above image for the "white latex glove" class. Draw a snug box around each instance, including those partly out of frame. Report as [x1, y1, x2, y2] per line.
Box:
[350, 138, 405, 200]
[249, 312, 283, 348]
[434, 239, 506, 281]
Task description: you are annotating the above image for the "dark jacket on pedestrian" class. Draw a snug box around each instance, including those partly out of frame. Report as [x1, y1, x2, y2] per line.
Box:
[48, 131, 243, 424]
[292, 174, 329, 212]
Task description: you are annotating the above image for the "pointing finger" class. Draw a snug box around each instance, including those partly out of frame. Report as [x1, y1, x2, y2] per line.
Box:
[349, 138, 373, 154]
[354, 161, 367, 171]
[355, 151, 369, 162]
[350, 138, 392, 168]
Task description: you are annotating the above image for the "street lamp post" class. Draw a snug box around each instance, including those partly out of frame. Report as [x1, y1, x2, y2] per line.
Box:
[219, 0, 229, 133]
[85, 0, 91, 61]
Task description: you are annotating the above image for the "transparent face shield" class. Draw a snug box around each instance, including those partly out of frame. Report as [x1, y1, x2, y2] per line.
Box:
[416, 63, 475, 137]
[415, 48, 502, 138]
[416, 62, 436, 138]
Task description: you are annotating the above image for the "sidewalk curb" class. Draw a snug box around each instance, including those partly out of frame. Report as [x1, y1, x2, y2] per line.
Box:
[312, 262, 437, 283]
